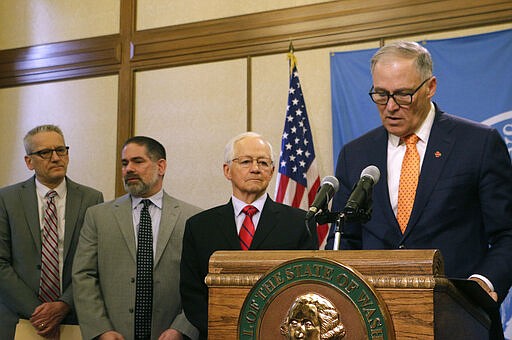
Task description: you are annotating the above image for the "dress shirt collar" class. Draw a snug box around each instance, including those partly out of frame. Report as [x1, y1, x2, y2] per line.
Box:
[232, 193, 267, 217]
[35, 177, 67, 199]
[131, 189, 164, 210]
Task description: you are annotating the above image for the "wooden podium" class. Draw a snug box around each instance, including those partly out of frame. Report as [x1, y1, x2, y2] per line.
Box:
[206, 249, 493, 339]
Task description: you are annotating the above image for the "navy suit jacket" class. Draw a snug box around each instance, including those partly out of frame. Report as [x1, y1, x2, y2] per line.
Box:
[180, 195, 317, 339]
[327, 105, 512, 302]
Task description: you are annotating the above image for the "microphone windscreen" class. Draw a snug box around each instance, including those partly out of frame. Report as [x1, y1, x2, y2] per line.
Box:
[360, 165, 380, 184]
[321, 175, 340, 193]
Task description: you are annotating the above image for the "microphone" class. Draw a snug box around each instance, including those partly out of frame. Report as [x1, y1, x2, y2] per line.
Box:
[306, 176, 340, 221]
[343, 165, 380, 221]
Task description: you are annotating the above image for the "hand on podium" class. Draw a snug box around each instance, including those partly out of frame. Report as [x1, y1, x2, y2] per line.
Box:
[470, 277, 498, 302]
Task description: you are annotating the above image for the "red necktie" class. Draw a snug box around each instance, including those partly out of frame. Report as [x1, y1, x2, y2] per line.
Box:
[39, 190, 60, 302]
[239, 205, 258, 250]
[397, 134, 420, 233]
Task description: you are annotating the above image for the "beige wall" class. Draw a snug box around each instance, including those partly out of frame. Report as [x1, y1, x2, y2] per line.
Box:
[135, 60, 247, 208]
[0, 0, 120, 49]
[137, 0, 332, 29]
[0, 76, 118, 200]
[0, 2, 510, 206]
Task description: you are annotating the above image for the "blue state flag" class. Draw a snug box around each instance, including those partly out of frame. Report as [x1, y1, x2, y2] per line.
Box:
[330, 28, 512, 338]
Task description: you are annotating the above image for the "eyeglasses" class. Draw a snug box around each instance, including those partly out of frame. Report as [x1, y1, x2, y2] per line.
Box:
[231, 156, 273, 170]
[28, 146, 69, 160]
[369, 77, 432, 106]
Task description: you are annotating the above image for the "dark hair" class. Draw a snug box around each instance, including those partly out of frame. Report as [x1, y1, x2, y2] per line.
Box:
[123, 136, 166, 161]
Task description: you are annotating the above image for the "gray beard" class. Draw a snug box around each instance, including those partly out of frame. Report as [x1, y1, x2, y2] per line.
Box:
[124, 180, 150, 197]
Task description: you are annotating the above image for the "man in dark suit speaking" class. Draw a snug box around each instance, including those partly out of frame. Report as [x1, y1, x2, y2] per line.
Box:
[0, 124, 103, 339]
[180, 132, 318, 339]
[326, 41, 512, 305]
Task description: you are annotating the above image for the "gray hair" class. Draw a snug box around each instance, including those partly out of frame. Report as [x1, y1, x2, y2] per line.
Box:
[371, 41, 433, 80]
[224, 132, 274, 164]
[23, 124, 65, 154]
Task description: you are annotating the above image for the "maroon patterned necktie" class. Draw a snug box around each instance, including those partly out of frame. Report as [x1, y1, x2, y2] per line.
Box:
[39, 190, 60, 302]
[239, 205, 258, 250]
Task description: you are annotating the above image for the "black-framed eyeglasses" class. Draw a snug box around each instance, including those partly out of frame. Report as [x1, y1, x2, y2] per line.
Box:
[28, 146, 69, 160]
[369, 77, 432, 106]
[231, 156, 273, 170]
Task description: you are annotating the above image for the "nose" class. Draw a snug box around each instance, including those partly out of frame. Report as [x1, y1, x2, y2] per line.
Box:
[294, 328, 305, 339]
[386, 96, 400, 111]
[249, 160, 262, 172]
[50, 149, 61, 161]
[123, 161, 135, 174]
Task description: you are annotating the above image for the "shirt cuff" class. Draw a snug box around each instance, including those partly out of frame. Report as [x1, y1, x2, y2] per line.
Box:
[469, 274, 494, 292]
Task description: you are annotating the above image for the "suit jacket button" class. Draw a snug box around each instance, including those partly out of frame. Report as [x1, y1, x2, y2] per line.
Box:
[36, 265, 41, 270]
[129, 308, 134, 313]
[131, 277, 135, 283]
[398, 244, 406, 249]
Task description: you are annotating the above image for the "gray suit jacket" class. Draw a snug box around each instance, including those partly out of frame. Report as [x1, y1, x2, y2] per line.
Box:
[0, 176, 104, 339]
[73, 192, 201, 340]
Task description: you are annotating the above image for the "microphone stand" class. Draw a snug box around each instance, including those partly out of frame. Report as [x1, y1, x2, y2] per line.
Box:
[315, 204, 373, 250]
[314, 211, 347, 251]
[332, 212, 346, 251]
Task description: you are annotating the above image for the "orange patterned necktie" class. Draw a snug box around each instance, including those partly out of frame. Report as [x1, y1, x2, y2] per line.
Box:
[397, 134, 420, 234]
[239, 205, 258, 250]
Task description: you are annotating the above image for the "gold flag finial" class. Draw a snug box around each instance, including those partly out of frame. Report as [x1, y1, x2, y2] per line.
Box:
[287, 41, 297, 74]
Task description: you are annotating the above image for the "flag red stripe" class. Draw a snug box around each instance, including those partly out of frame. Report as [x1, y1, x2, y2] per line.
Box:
[292, 183, 306, 208]
[275, 175, 290, 203]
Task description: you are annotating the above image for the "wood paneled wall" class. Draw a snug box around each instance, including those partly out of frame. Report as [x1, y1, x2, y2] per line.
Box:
[1, 0, 510, 196]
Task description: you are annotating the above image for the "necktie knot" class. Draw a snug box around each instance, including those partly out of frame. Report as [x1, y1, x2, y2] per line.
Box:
[242, 205, 258, 217]
[46, 190, 57, 201]
[403, 134, 419, 145]
[141, 199, 151, 209]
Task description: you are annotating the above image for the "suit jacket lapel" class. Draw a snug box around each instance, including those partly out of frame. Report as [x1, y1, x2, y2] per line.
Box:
[216, 200, 242, 249]
[370, 129, 400, 231]
[113, 195, 137, 262]
[63, 178, 82, 261]
[405, 108, 455, 235]
[154, 192, 178, 267]
[251, 196, 276, 249]
[21, 177, 41, 253]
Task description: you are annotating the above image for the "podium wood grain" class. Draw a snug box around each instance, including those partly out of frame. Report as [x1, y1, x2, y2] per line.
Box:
[206, 250, 489, 339]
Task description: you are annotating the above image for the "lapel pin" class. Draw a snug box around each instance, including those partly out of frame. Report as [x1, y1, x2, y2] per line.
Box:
[434, 151, 442, 158]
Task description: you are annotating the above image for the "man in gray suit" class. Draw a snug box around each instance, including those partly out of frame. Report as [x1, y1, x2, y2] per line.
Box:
[73, 136, 200, 340]
[0, 124, 104, 339]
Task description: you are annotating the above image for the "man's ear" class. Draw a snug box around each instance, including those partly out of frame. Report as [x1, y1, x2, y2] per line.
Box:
[24, 155, 34, 170]
[157, 159, 167, 176]
[427, 76, 437, 99]
[223, 163, 232, 180]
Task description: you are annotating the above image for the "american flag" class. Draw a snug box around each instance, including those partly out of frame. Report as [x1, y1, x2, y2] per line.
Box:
[275, 51, 328, 249]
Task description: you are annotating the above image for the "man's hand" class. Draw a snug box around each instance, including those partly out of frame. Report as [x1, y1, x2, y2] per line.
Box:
[30, 301, 70, 338]
[99, 330, 125, 340]
[158, 328, 184, 340]
[470, 277, 498, 302]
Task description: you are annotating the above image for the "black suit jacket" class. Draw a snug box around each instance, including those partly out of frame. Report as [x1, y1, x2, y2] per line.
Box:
[180, 195, 317, 339]
[327, 105, 512, 302]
